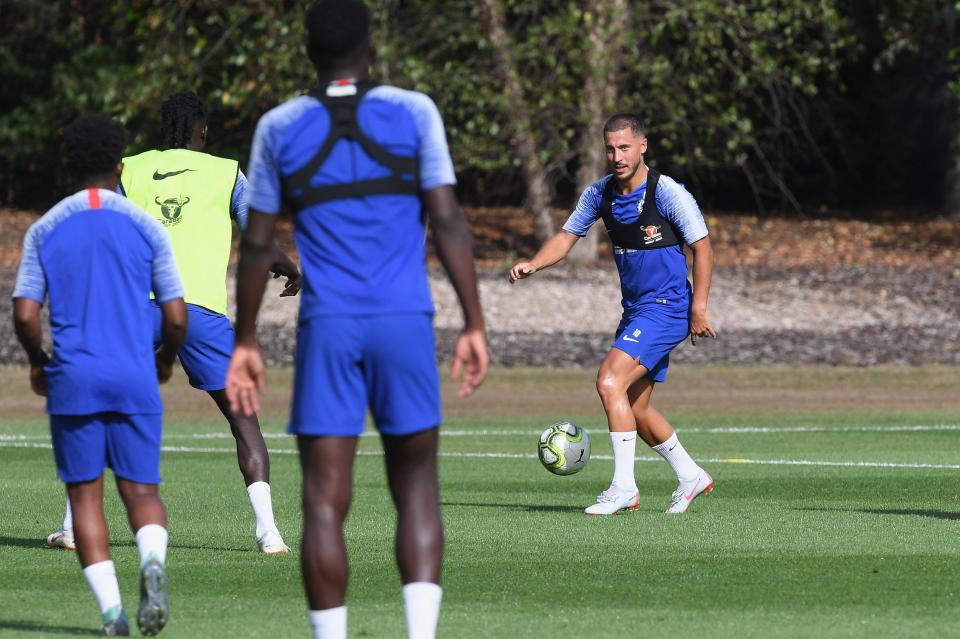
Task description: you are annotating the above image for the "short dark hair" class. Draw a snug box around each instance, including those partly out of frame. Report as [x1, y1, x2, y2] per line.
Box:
[305, 0, 370, 68]
[160, 91, 207, 150]
[603, 113, 646, 138]
[62, 114, 126, 181]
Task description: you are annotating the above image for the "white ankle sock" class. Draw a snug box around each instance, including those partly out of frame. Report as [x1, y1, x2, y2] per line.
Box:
[135, 524, 168, 567]
[610, 431, 638, 491]
[83, 560, 122, 614]
[309, 606, 347, 639]
[247, 481, 278, 539]
[63, 493, 73, 531]
[402, 582, 442, 639]
[651, 433, 699, 482]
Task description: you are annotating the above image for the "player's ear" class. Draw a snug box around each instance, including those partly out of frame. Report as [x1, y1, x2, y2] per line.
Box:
[114, 162, 123, 179]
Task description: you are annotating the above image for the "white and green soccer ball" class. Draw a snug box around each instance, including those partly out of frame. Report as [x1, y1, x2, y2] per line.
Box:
[538, 422, 590, 475]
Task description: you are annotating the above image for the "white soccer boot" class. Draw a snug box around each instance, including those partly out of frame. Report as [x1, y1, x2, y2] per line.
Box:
[257, 530, 290, 555]
[584, 484, 640, 516]
[46, 528, 76, 550]
[666, 468, 714, 514]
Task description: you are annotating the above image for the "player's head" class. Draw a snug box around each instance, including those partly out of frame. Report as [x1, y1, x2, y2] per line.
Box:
[603, 113, 648, 184]
[62, 113, 126, 185]
[305, 0, 371, 75]
[160, 91, 208, 151]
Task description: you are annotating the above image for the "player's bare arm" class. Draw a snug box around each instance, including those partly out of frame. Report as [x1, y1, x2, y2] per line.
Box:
[156, 298, 187, 383]
[508, 231, 579, 283]
[688, 235, 716, 345]
[227, 210, 278, 415]
[423, 185, 489, 398]
[270, 243, 301, 297]
[12, 297, 49, 396]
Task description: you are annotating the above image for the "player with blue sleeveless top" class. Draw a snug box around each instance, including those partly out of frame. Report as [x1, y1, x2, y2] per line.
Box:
[510, 113, 717, 516]
[13, 114, 186, 636]
[225, 2, 489, 638]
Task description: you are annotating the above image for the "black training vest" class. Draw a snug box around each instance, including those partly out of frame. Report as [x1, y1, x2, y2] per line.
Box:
[598, 169, 682, 250]
[281, 82, 420, 212]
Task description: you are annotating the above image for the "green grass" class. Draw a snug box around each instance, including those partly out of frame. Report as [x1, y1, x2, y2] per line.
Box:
[1, 367, 959, 637]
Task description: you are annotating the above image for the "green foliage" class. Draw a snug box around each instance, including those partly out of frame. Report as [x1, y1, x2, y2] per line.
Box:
[0, 0, 954, 211]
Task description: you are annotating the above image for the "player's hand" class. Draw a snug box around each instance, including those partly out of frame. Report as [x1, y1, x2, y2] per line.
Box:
[451, 328, 489, 398]
[508, 261, 537, 284]
[273, 269, 301, 297]
[690, 308, 717, 346]
[226, 343, 266, 416]
[29, 362, 47, 397]
[155, 354, 175, 384]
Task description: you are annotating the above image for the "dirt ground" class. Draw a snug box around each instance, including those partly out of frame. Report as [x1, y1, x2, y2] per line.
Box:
[1, 365, 957, 422]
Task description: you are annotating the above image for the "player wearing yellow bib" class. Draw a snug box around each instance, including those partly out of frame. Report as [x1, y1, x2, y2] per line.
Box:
[46, 92, 299, 555]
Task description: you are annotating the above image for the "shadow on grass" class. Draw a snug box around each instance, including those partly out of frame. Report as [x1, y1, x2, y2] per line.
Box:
[796, 507, 960, 521]
[0, 535, 252, 553]
[0, 620, 99, 636]
[443, 501, 584, 513]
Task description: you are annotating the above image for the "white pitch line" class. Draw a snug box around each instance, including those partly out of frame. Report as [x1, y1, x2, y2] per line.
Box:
[4, 423, 959, 443]
[2, 440, 958, 470]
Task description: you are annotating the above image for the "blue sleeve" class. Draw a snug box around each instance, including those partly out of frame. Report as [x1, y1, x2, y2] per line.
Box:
[410, 94, 456, 190]
[141, 217, 185, 303]
[12, 225, 46, 302]
[246, 112, 283, 215]
[231, 170, 249, 230]
[561, 178, 607, 237]
[656, 175, 708, 245]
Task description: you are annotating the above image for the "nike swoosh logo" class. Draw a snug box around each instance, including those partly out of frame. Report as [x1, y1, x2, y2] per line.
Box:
[153, 169, 195, 180]
[622, 336, 639, 343]
[683, 479, 702, 501]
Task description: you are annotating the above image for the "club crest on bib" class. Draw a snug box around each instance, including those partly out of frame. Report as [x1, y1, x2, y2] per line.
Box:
[643, 224, 663, 244]
[154, 195, 190, 226]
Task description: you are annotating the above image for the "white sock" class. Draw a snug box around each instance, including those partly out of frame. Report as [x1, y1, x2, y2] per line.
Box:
[135, 524, 168, 567]
[403, 582, 442, 639]
[63, 494, 73, 531]
[247, 481, 279, 539]
[651, 433, 699, 482]
[610, 431, 638, 491]
[309, 606, 347, 639]
[82, 560, 122, 614]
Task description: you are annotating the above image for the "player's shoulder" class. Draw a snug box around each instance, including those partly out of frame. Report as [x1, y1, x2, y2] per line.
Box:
[257, 95, 321, 134]
[122, 149, 157, 164]
[654, 172, 692, 199]
[584, 174, 614, 199]
[366, 85, 440, 117]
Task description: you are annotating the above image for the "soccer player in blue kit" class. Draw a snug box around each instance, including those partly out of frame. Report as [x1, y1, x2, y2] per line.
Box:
[510, 114, 717, 516]
[225, 2, 489, 638]
[13, 114, 186, 636]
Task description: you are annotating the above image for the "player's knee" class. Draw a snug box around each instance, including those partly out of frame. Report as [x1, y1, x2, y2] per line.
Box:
[596, 371, 625, 401]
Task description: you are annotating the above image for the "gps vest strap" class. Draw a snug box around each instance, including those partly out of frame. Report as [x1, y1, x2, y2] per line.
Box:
[598, 169, 681, 250]
[281, 81, 420, 211]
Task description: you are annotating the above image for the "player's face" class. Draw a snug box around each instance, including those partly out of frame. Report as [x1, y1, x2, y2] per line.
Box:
[604, 128, 648, 184]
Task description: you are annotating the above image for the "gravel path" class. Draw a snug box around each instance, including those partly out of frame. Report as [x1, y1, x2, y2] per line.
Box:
[2, 265, 957, 367]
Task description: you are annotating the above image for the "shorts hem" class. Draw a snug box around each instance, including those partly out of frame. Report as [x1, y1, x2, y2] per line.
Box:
[189, 381, 226, 391]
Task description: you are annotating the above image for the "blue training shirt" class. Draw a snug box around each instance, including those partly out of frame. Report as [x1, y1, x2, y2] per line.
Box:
[247, 83, 456, 320]
[13, 189, 184, 415]
[563, 173, 708, 317]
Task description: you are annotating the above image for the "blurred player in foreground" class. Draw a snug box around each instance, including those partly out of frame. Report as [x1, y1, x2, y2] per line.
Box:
[13, 114, 186, 636]
[510, 113, 716, 515]
[225, 1, 488, 637]
[46, 92, 300, 555]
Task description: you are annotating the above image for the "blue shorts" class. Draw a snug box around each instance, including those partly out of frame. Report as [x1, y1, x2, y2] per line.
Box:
[290, 314, 441, 437]
[153, 303, 233, 391]
[613, 307, 690, 382]
[50, 412, 162, 484]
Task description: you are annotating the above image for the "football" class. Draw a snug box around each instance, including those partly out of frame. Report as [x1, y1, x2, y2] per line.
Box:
[537, 422, 590, 475]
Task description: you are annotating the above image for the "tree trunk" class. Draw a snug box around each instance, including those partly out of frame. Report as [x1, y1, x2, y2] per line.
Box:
[567, 0, 627, 264]
[479, 0, 555, 242]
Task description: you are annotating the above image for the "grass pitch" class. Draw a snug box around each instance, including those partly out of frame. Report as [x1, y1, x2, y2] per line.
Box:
[1, 365, 958, 638]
